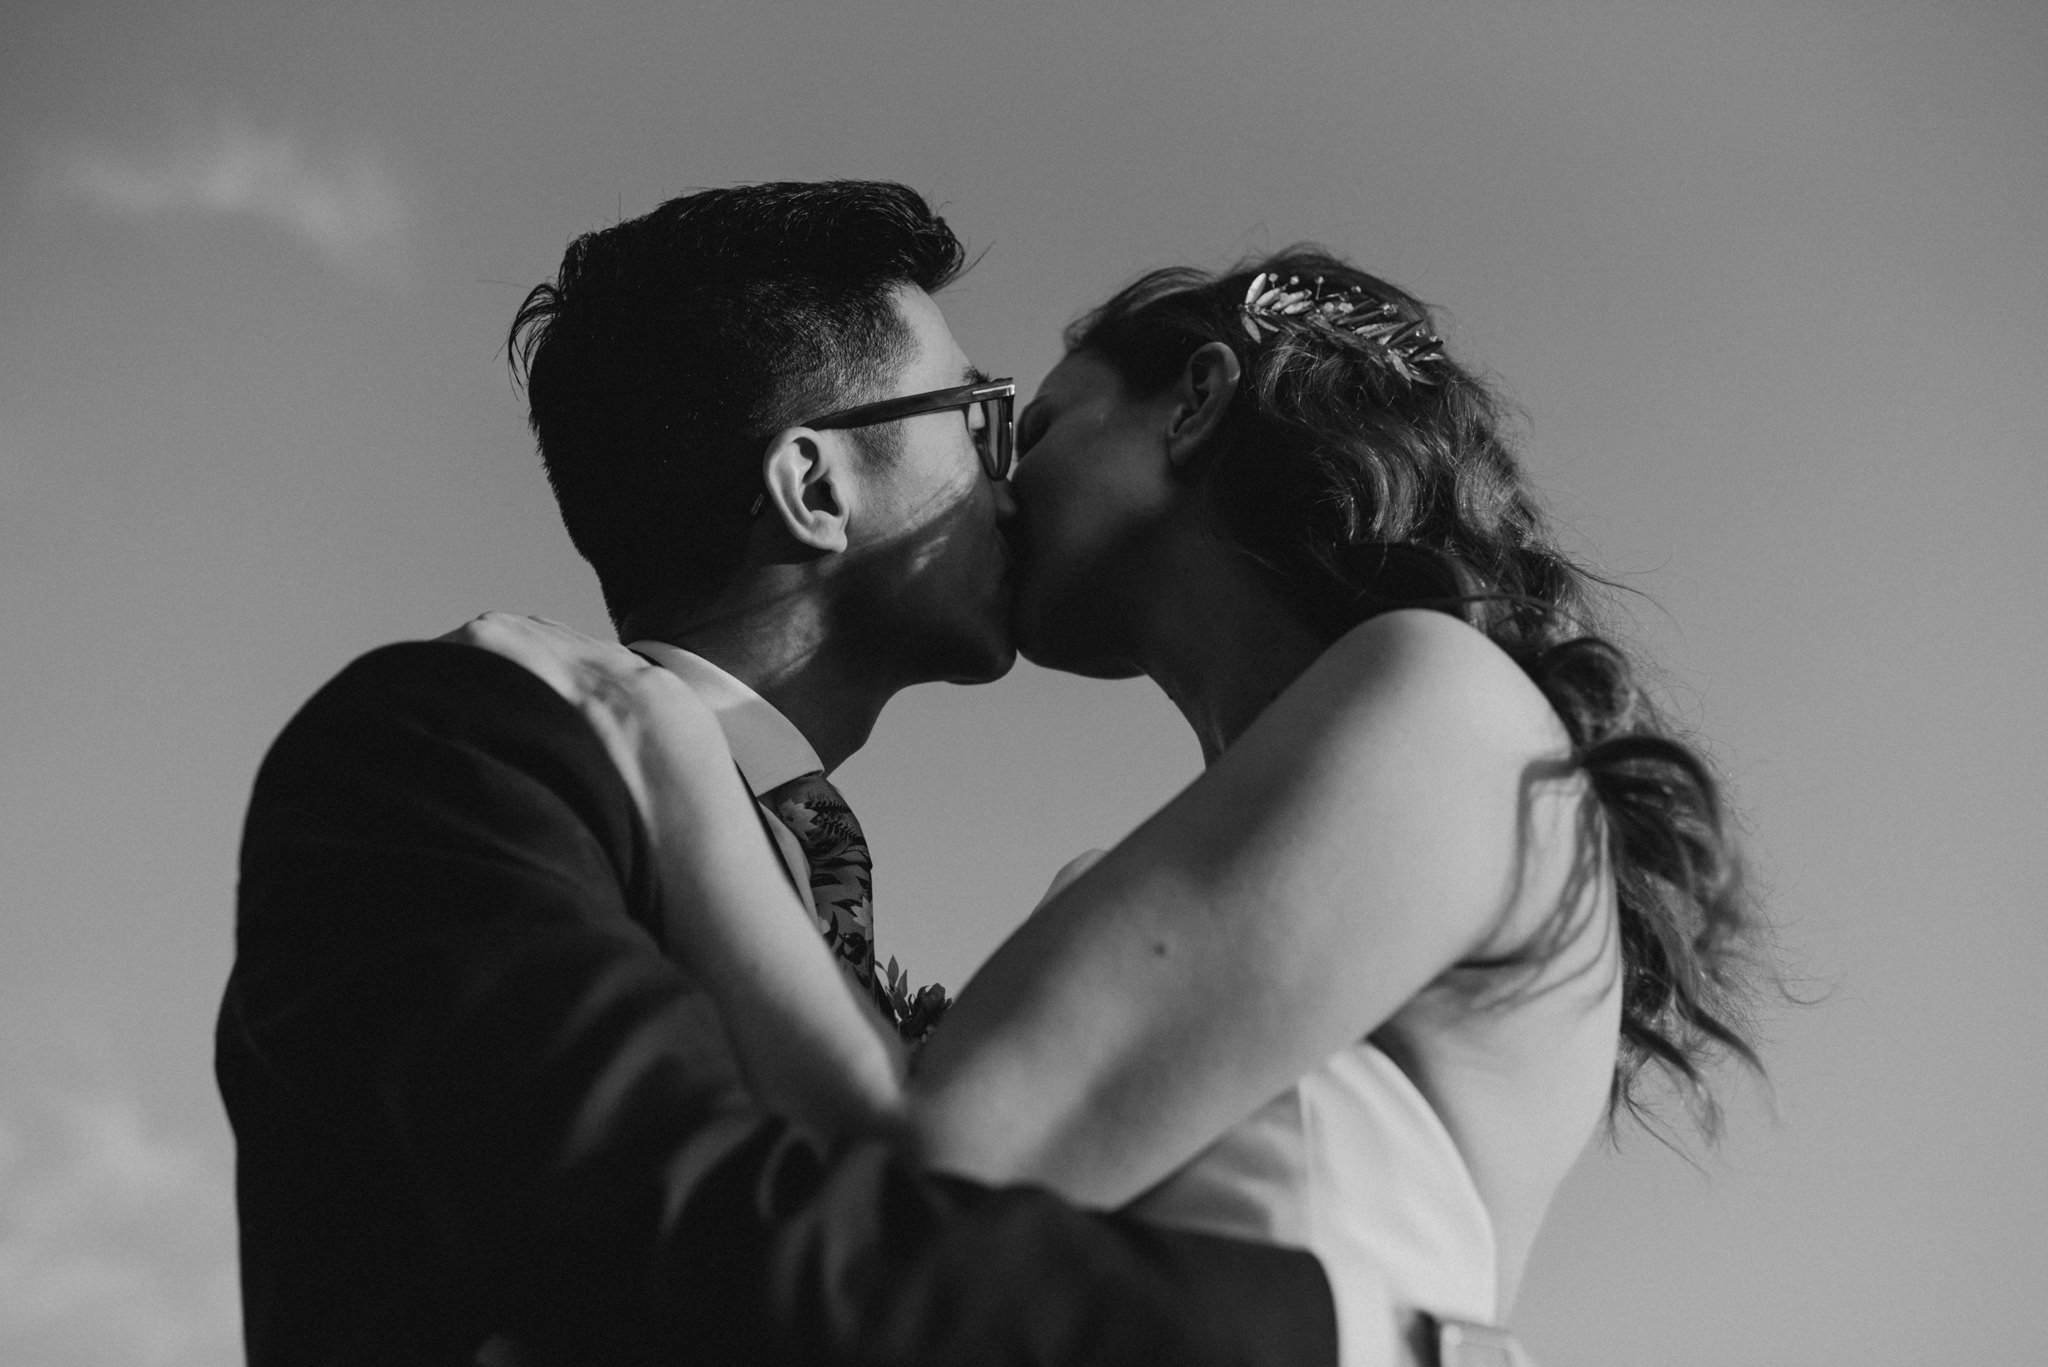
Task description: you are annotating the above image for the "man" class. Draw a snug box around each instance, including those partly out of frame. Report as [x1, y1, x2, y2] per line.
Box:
[217, 182, 1346, 1366]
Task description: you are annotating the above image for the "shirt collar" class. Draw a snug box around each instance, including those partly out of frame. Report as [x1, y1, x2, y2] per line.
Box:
[628, 641, 822, 796]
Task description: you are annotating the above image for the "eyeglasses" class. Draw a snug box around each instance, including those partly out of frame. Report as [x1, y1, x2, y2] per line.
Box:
[806, 377, 1017, 482]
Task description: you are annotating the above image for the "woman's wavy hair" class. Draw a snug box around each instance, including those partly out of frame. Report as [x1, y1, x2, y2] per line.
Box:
[1066, 248, 1763, 1131]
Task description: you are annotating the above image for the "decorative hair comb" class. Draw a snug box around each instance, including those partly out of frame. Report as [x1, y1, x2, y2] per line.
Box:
[1240, 272, 1446, 385]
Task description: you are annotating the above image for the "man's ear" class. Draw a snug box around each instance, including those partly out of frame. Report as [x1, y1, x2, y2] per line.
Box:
[1164, 341, 1243, 470]
[758, 427, 851, 554]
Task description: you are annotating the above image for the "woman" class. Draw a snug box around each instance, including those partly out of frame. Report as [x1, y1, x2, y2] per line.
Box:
[488, 249, 1759, 1356]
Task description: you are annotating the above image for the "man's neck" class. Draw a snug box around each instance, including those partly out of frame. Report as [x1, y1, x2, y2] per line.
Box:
[627, 593, 894, 775]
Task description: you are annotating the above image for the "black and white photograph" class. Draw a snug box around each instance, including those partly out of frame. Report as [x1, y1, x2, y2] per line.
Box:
[2, 3, 2042, 1364]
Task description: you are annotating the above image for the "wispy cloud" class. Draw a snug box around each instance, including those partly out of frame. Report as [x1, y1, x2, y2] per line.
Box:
[41, 116, 409, 272]
[0, 1087, 241, 1367]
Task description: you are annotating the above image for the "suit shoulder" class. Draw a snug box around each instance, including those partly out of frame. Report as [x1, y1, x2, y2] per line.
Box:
[254, 638, 626, 826]
[278, 639, 592, 755]
[318, 638, 565, 711]
[242, 639, 654, 923]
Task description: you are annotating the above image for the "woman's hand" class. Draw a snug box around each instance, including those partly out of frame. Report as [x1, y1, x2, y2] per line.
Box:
[439, 612, 727, 835]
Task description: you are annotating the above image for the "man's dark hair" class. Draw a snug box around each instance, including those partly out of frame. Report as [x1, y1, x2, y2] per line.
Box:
[508, 181, 968, 624]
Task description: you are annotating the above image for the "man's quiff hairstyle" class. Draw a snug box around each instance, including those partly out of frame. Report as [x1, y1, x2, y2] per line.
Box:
[508, 181, 968, 624]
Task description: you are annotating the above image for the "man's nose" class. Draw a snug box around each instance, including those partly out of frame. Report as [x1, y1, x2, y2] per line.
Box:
[989, 476, 1019, 523]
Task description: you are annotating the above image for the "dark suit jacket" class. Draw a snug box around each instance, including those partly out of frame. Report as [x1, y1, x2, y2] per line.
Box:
[217, 641, 1340, 1366]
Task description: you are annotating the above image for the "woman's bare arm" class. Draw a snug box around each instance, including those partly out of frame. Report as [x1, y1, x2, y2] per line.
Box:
[450, 609, 1576, 1206]
[445, 614, 908, 1139]
[635, 710, 910, 1139]
[907, 609, 1577, 1206]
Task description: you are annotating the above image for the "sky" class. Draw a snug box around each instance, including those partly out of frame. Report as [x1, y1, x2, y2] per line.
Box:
[2, 1, 2045, 1362]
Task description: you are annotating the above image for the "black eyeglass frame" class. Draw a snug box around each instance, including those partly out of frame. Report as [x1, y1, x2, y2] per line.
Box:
[805, 378, 1018, 482]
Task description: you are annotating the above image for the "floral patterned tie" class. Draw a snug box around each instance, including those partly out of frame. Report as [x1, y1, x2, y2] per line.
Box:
[762, 770, 949, 1044]
[763, 770, 877, 988]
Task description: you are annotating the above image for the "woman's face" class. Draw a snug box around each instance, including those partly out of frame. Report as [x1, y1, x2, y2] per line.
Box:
[1006, 351, 1181, 678]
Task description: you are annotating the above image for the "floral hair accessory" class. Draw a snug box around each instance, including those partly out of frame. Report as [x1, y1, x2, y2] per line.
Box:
[1240, 272, 1446, 385]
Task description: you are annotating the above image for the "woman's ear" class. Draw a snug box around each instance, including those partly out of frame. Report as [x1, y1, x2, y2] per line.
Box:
[758, 427, 851, 554]
[1164, 341, 1243, 470]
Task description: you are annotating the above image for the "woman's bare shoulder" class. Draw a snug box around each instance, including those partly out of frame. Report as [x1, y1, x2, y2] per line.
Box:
[1291, 608, 1571, 761]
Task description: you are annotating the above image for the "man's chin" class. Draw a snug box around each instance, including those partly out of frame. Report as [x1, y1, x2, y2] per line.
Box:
[1019, 647, 1143, 681]
[1005, 588, 1129, 679]
[926, 613, 1018, 684]
[941, 639, 1018, 685]
[1013, 628, 1141, 681]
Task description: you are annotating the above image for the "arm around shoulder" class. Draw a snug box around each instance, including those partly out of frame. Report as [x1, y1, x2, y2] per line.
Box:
[223, 639, 1344, 1366]
[910, 609, 1572, 1205]
[445, 612, 909, 1136]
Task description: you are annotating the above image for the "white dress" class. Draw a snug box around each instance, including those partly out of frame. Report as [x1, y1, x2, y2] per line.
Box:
[1037, 851, 1503, 1365]
[1129, 1040, 1500, 1364]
